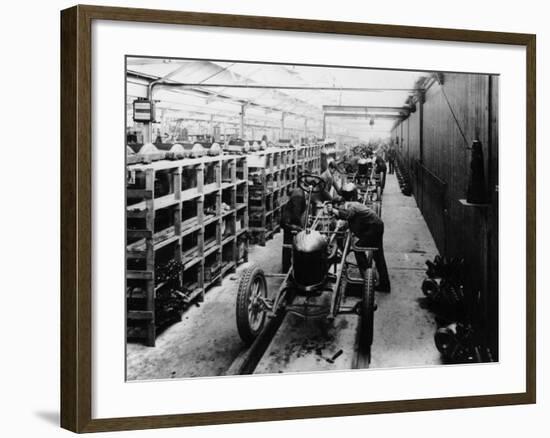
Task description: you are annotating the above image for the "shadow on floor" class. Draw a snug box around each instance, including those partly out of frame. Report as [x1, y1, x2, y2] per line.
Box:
[34, 410, 59, 426]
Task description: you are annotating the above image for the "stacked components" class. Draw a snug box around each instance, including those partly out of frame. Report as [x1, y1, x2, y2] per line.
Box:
[247, 144, 321, 246]
[421, 255, 494, 363]
[395, 154, 412, 196]
[127, 141, 223, 165]
[126, 154, 249, 346]
[153, 260, 187, 330]
[297, 143, 323, 175]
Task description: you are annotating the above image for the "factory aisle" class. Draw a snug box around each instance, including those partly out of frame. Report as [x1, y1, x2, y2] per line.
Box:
[126, 171, 442, 380]
[370, 173, 442, 368]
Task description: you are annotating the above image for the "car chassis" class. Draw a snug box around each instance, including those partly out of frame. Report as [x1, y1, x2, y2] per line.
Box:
[236, 174, 380, 359]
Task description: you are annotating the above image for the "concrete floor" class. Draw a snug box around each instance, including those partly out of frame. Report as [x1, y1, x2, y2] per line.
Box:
[371, 173, 442, 368]
[126, 173, 441, 381]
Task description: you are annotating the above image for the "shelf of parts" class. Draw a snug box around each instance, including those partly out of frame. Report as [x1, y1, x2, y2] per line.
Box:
[125, 153, 248, 346]
[247, 144, 321, 246]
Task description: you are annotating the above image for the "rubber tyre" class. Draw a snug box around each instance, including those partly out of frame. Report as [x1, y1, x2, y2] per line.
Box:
[236, 265, 267, 345]
[421, 278, 439, 299]
[360, 268, 376, 353]
[434, 327, 458, 359]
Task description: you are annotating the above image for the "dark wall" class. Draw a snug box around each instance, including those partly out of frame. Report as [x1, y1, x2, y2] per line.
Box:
[392, 73, 499, 355]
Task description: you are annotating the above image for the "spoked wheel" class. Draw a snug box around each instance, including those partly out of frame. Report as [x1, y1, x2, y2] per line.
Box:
[359, 267, 376, 359]
[298, 174, 326, 194]
[236, 265, 268, 345]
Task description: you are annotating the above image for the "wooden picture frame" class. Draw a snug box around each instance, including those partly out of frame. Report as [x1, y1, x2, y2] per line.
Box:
[60, 4, 536, 433]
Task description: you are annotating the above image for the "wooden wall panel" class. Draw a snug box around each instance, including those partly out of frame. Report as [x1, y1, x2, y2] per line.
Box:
[407, 108, 421, 198]
[393, 73, 498, 356]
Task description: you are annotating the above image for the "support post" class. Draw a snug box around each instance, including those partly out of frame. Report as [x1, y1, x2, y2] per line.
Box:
[143, 123, 151, 144]
[144, 169, 156, 346]
[240, 104, 246, 139]
[280, 112, 286, 139]
[209, 114, 214, 140]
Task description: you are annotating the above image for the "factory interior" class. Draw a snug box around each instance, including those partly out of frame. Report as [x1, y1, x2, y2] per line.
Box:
[125, 58, 499, 379]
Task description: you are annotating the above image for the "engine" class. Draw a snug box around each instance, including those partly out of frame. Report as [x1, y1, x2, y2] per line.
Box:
[292, 230, 329, 289]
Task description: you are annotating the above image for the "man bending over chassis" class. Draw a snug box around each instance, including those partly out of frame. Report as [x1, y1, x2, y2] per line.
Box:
[332, 182, 391, 293]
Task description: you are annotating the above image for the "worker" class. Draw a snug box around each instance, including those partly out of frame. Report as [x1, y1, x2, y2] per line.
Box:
[387, 146, 396, 175]
[323, 159, 342, 194]
[333, 183, 391, 293]
[374, 152, 387, 192]
[280, 187, 307, 273]
[311, 159, 342, 215]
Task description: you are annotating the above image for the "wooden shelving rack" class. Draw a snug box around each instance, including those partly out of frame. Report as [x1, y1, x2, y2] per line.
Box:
[126, 154, 248, 346]
[297, 143, 322, 175]
[247, 144, 321, 246]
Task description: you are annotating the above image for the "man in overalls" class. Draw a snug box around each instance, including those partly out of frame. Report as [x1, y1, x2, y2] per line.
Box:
[334, 183, 391, 293]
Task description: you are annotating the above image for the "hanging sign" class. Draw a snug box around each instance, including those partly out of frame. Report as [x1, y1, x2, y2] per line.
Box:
[133, 99, 155, 122]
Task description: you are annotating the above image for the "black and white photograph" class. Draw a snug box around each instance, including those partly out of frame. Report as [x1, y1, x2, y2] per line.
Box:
[125, 57, 499, 380]
[1, 0, 544, 435]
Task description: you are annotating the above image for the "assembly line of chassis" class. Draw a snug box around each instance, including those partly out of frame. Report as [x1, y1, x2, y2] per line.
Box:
[235, 160, 384, 361]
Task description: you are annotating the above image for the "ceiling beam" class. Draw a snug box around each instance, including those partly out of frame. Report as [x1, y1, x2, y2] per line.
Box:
[159, 62, 196, 82]
[322, 105, 410, 113]
[153, 82, 420, 92]
[127, 71, 320, 122]
[324, 113, 405, 119]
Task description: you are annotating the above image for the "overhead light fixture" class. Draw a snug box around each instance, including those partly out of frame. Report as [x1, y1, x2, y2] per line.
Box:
[369, 118, 375, 126]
